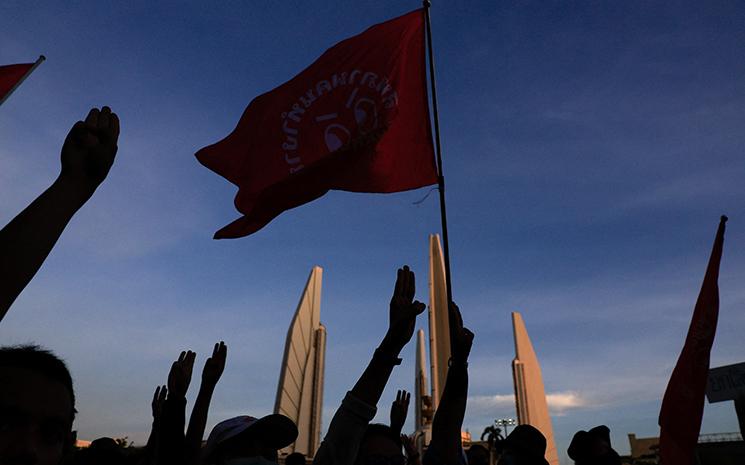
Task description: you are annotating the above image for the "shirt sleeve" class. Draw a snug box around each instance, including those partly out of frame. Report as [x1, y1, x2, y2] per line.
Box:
[422, 442, 468, 465]
[312, 391, 377, 465]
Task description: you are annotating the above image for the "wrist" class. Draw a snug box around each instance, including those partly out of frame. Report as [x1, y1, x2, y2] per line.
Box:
[379, 333, 403, 357]
[53, 175, 95, 206]
[373, 347, 402, 366]
[199, 381, 217, 395]
[168, 390, 187, 401]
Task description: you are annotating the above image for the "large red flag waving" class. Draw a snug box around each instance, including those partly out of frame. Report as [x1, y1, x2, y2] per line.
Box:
[658, 215, 727, 465]
[0, 62, 35, 103]
[196, 9, 437, 238]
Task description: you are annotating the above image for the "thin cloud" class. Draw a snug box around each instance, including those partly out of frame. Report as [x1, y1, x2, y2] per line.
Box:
[467, 391, 589, 417]
[546, 392, 586, 415]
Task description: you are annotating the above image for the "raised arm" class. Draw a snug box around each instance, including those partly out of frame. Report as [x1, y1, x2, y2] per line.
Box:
[158, 350, 195, 465]
[426, 302, 473, 465]
[0, 106, 119, 321]
[144, 385, 167, 465]
[185, 342, 227, 465]
[313, 266, 425, 465]
[390, 389, 411, 435]
[351, 266, 425, 406]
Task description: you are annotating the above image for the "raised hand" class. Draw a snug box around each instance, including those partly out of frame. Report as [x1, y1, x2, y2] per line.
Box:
[449, 302, 473, 364]
[201, 341, 227, 388]
[0, 107, 120, 322]
[168, 350, 196, 399]
[186, 342, 228, 465]
[152, 385, 167, 421]
[60, 106, 119, 197]
[383, 266, 426, 354]
[390, 389, 411, 434]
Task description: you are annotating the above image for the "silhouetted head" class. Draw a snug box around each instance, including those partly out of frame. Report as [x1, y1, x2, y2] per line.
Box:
[203, 414, 297, 465]
[74, 437, 127, 465]
[0, 345, 76, 465]
[467, 444, 490, 465]
[567, 425, 620, 465]
[495, 425, 549, 465]
[355, 423, 404, 465]
[285, 452, 306, 465]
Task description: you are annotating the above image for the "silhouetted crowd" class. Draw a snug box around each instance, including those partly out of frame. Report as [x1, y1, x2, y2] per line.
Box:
[0, 108, 627, 465]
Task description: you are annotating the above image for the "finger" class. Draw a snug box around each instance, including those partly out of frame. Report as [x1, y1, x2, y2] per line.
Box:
[110, 112, 120, 139]
[66, 120, 87, 144]
[411, 301, 426, 316]
[396, 390, 402, 403]
[153, 386, 160, 402]
[213, 343, 219, 358]
[178, 351, 186, 363]
[405, 267, 415, 302]
[98, 106, 111, 129]
[220, 342, 228, 361]
[393, 268, 404, 298]
[160, 386, 168, 400]
[85, 107, 100, 128]
[401, 265, 411, 300]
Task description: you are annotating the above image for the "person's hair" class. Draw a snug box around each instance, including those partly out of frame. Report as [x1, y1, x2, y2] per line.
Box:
[0, 344, 76, 418]
[361, 423, 403, 450]
[285, 452, 306, 465]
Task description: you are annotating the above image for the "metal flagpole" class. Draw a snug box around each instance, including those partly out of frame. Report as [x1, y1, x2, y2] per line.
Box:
[0, 55, 46, 107]
[422, 1, 454, 305]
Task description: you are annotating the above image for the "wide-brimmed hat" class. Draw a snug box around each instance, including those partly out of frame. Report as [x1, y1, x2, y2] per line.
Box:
[203, 414, 298, 460]
[495, 425, 550, 465]
[567, 425, 620, 464]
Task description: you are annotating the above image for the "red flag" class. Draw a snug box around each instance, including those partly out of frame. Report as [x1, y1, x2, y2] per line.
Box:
[0, 62, 35, 102]
[658, 215, 727, 465]
[196, 9, 437, 238]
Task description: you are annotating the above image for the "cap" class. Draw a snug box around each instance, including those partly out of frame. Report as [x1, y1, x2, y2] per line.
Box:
[203, 414, 298, 460]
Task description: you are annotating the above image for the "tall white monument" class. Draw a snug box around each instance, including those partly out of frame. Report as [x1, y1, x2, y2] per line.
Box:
[512, 312, 559, 465]
[415, 329, 433, 446]
[428, 234, 451, 411]
[275, 266, 326, 457]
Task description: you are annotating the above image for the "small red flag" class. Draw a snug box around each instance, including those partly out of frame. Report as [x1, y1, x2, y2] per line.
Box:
[196, 9, 437, 238]
[658, 216, 727, 465]
[0, 62, 35, 102]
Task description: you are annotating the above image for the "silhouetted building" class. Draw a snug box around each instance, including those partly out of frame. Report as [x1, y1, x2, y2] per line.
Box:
[623, 432, 745, 465]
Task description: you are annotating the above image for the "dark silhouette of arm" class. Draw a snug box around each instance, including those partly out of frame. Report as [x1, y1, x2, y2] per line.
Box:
[185, 342, 227, 465]
[390, 390, 411, 435]
[313, 266, 425, 465]
[144, 385, 167, 465]
[0, 107, 119, 321]
[426, 303, 473, 465]
[158, 351, 195, 465]
[351, 266, 425, 407]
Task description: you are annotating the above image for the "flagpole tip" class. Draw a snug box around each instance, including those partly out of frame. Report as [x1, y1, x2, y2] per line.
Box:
[720, 215, 728, 223]
[39, 55, 46, 61]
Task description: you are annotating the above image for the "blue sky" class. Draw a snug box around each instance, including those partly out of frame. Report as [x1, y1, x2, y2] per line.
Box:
[1, 1, 744, 463]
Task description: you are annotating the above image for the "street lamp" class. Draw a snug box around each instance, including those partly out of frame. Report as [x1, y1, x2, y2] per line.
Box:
[495, 418, 516, 437]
